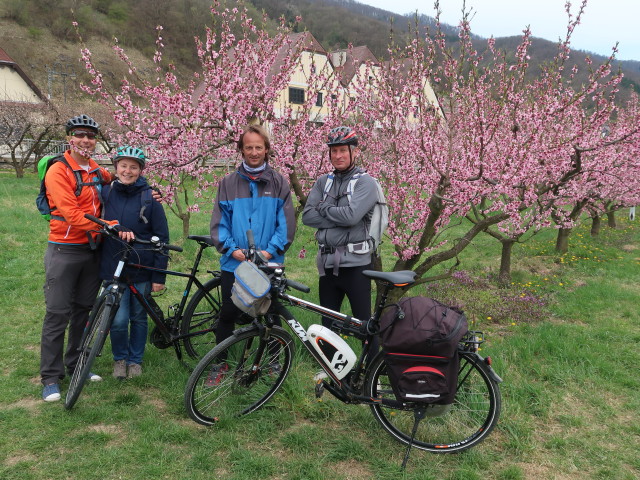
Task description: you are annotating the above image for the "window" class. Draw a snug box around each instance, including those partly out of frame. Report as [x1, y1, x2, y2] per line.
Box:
[289, 87, 305, 104]
[316, 92, 323, 107]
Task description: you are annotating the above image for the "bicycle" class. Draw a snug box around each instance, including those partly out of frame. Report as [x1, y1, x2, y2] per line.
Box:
[65, 214, 224, 410]
[184, 231, 502, 459]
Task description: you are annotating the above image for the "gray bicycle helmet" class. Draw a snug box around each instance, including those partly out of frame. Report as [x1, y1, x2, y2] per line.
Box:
[66, 114, 100, 134]
[112, 146, 146, 168]
[327, 126, 358, 147]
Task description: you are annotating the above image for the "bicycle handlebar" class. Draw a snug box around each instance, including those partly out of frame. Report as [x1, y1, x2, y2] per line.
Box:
[85, 214, 183, 252]
[244, 229, 310, 294]
[285, 278, 311, 293]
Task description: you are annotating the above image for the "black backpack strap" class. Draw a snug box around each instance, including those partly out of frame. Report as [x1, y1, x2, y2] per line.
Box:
[74, 166, 106, 197]
[139, 187, 153, 224]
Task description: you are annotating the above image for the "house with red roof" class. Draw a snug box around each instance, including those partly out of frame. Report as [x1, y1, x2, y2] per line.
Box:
[0, 47, 46, 104]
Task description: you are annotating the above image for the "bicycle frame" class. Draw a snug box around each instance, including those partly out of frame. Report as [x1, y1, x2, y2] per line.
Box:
[263, 275, 398, 403]
[101, 236, 219, 360]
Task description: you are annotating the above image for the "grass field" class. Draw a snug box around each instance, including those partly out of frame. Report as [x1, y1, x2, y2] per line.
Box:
[1, 171, 639, 479]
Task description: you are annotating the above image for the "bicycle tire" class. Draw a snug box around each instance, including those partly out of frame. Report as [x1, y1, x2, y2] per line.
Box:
[180, 276, 223, 359]
[365, 350, 501, 453]
[64, 294, 114, 410]
[184, 324, 294, 426]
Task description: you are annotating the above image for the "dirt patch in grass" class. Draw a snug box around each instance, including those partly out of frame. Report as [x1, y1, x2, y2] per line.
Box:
[330, 459, 372, 480]
[4, 452, 37, 466]
[621, 244, 637, 251]
[518, 255, 561, 277]
[87, 424, 125, 435]
[5, 397, 41, 411]
[518, 461, 580, 480]
[141, 389, 169, 412]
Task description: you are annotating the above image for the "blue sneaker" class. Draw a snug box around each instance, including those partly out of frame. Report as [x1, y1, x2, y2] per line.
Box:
[88, 372, 102, 382]
[42, 383, 61, 402]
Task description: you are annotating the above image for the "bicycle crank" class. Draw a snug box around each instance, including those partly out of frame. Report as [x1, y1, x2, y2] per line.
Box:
[150, 326, 172, 349]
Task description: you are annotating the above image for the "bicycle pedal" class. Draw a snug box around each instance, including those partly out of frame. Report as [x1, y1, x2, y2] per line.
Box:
[313, 371, 328, 382]
[315, 381, 325, 399]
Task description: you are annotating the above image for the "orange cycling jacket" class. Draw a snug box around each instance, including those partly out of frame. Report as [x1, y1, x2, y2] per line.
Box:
[45, 150, 116, 244]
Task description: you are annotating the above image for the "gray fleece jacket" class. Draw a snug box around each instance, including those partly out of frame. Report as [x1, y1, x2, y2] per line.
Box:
[302, 166, 378, 274]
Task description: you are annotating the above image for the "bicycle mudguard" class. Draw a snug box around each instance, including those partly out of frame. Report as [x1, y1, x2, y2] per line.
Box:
[466, 352, 503, 383]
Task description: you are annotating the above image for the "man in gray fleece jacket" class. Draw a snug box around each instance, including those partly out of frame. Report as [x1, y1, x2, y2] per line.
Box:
[302, 126, 378, 347]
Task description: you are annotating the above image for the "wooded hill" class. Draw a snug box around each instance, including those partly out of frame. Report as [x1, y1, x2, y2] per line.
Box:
[1, 0, 638, 110]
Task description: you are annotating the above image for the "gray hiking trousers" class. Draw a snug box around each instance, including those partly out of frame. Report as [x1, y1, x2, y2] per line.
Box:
[40, 243, 101, 385]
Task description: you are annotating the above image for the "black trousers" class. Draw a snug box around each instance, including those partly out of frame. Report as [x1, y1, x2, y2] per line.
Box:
[318, 263, 379, 360]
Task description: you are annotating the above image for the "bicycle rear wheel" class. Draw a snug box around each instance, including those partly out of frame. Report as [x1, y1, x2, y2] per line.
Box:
[180, 277, 222, 359]
[365, 351, 501, 453]
[184, 324, 294, 426]
[65, 294, 114, 410]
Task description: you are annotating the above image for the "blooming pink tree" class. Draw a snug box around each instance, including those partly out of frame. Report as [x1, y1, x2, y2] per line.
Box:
[74, 0, 640, 291]
[550, 93, 640, 249]
[331, 0, 640, 290]
[465, 1, 640, 276]
[77, 4, 314, 236]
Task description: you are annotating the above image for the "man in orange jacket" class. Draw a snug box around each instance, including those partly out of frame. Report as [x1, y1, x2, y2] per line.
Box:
[40, 114, 130, 402]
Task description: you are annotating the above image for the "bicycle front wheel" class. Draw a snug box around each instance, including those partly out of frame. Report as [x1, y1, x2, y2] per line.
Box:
[365, 351, 501, 453]
[180, 276, 222, 359]
[184, 325, 294, 426]
[65, 294, 114, 410]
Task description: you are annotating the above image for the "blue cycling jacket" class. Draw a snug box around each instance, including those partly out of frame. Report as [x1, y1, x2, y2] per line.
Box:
[210, 164, 296, 272]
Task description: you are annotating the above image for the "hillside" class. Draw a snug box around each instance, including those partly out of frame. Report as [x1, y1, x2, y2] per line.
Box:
[0, 0, 638, 113]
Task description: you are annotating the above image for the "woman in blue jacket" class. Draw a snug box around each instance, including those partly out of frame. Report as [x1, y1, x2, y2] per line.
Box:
[99, 146, 169, 380]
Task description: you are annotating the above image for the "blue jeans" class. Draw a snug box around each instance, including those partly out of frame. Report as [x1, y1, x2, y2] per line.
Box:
[110, 282, 150, 365]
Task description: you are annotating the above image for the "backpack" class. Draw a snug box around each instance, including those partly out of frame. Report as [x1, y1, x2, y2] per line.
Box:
[102, 183, 154, 224]
[322, 171, 389, 255]
[379, 297, 469, 405]
[36, 154, 106, 221]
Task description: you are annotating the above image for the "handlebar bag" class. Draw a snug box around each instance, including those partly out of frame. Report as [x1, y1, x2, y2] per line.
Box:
[231, 261, 271, 317]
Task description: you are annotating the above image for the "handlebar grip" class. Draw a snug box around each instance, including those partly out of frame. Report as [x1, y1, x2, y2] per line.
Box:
[286, 279, 310, 293]
[85, 214, 107, 227]
[246, 229, 255, 247]
[165, 244, 183, 252]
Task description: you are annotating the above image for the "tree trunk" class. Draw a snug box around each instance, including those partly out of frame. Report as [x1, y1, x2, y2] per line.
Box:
[555, 228, 571, 253]
[372, 254, 385, 306]
[606, 211, 616, 228]
[498, 239, 515, 285]
[590, 214, 601, 237]
[180, 213, 190, 238]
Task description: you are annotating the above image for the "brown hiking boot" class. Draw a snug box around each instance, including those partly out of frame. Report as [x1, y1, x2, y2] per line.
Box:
[113, 360, 127, 380]
[127, 363, 142, 378]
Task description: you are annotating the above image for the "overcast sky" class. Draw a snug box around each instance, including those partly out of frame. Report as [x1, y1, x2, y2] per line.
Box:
[357, 0, 639, 61]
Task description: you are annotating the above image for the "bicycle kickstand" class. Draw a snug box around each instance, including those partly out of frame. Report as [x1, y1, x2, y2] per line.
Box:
[401, 407, 428, 470]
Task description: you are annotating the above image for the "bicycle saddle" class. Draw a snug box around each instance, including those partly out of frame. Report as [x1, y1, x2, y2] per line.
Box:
[362, 270, 416, 286]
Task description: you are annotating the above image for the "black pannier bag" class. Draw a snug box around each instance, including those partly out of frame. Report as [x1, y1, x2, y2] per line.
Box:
[379, 297, 468, 404]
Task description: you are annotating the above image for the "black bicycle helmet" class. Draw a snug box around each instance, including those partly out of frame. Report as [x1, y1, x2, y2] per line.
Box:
[112, 146, 146, 168]
[327, 126, 358, 147]
[66, 114, 100, 134]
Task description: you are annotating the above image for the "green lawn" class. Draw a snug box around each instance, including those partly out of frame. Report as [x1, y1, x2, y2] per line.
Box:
[1, 171, 639, 479]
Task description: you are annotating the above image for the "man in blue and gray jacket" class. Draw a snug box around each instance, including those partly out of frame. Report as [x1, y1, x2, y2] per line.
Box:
[210, 124, 296, 346]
